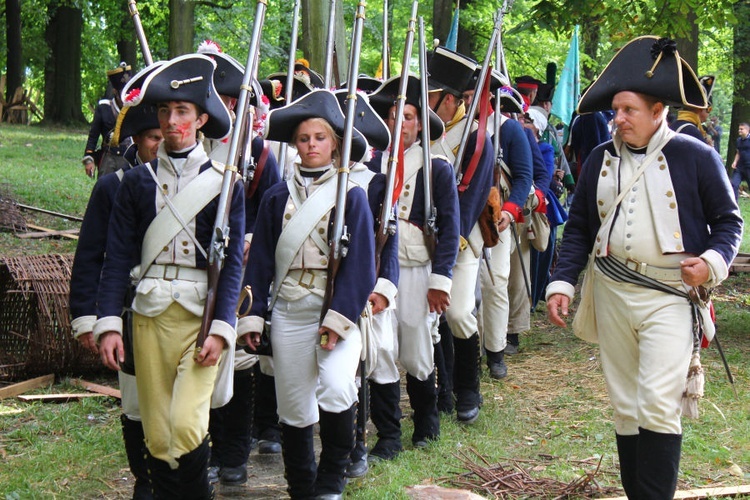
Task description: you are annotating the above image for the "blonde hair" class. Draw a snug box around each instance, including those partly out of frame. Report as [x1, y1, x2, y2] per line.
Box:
[292, 117, 342, 165]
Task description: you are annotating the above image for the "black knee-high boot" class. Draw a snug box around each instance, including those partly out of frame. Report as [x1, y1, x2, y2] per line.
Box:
[146, 452, 181, 500]
[281, 423, 316, 499]
[435, 321, 454, 414]
[255, 365, 282, 453]
[616, 433, 639, 499]
[637, 427, 681, 500]
[176, 437, 213, 500]
[453, 334, 481, 424]
[368, 381, 403, 460]
[316, 405, 356, 497]
[405, 371, 440, 446]
[121, 414, 153, 499]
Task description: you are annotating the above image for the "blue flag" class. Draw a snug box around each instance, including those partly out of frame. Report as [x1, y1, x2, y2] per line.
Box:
[445, 4, 460, 51]
[551, 25, 580, 127]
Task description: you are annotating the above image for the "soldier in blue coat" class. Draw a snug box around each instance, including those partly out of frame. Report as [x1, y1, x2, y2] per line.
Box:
[547, 37, 742, 499]
[94, 54, 244, 499]
[427, 47, 494, 424]
[239, 90, 376, 500]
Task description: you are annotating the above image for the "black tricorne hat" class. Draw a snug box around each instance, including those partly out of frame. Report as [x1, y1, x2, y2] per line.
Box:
[107, 62, 132, 93]
[333, 90, 391, 152]
[369, 75, 444, 142]
[497, 86, 526, 114]
[340, 75, 383, 94]
[535, 82, 555, 103]
[197, 41, 245, 99]
[427, 46, 477, 96]
[699, 75, 715, 106]
[132, 54, 232, 140]
[259, 79, 285, 109]
[468, 68, 510, 95]
[577, 36, 707, 113]
[264, 89, 369, 162]
[112, 61, 166, 146]
[275, 59, 325, 90]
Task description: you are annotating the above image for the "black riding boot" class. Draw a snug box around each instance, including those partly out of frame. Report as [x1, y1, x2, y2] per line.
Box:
[316, 405, 356, 498]
[453, 334, 481, 424]
[176, 437, 213, 500]
[255, 365, 282, 454]
[405, 371, 440, 446]
[121, 414, 152, 499]
[616, 433, 639, 499]
[146, 452, 180, 500]
[281, 423, 317, 499]
[345, 381, 368, 478]
[368, 381, 403, 460]
[208, 366, 255, 485]
[435, 321, 454, 414]
[637, 427, 682, 500]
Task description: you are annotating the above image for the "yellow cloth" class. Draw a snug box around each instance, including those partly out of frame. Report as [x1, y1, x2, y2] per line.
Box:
[676, 110, 707, 139]
[133, 303, 220, 469]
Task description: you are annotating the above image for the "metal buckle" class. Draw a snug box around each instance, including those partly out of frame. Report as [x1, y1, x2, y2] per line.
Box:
[625, 258, 644, 274]
[162, 265, 179, 281]
[297, 269, 316, 289]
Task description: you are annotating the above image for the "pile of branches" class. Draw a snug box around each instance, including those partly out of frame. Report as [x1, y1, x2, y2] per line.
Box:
[446, 448, 622, 499]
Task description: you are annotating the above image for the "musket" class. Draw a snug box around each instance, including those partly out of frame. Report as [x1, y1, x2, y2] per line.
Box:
[277, 0, 301, 178]
[195, 0, 267, 360]
[418, 16, 437, 258]
[375, 0, 418, 274]
[382, 0, 390, 80]
[453, 8, 502, 185]
[323, 0, 337, 88]
[127, 0, 153, 66]
[319, 0, 367, 329]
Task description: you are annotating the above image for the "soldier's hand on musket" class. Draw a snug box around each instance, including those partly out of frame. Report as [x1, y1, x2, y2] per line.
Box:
[77, 331, 99, 354]
[427, 289, 450, 315]
[497, 211, 513, 233]
[99, 331, 124, 371]
[319, 327, 340, 351]
[680, 257, 710, 287]
[368, 292, 388, 315]
[194, 334, 226, 367]
[546, 293, 570, 328]
[82, 155, 95, 178]
[241, 331, 262, 352]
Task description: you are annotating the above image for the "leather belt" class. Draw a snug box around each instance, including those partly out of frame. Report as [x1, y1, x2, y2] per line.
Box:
[607, 254, 682, 282]
[286, 268, 327, 291]
[143, 264, 208, 282]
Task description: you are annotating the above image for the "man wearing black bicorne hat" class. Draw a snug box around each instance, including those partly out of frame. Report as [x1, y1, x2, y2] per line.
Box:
[94, 53, 245, 499]
[670, 74, 715, 145]
[428, 47, 494, 425]
[82, 62, 133, 178]
[546, 37, 742, 499]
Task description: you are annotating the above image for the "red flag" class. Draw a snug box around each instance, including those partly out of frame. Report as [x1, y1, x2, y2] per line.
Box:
[391, 137, 405, 206]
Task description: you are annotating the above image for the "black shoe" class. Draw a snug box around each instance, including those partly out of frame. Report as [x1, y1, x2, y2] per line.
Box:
[219, 464, 248, 486]
[456, 406, 479, 424]
[486, 350, 508, 379]
[258, 439, 282, 454]
[505, 334, 520, 355]
[207, 466, 220, 485]
[345, 456, 369, 478]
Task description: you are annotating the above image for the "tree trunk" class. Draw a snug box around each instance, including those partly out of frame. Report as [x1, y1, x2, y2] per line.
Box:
[169, 0, 195, 58]
[300, 0, 348, 85]
[581, 20, 601, 84]
[117, 5, 138, 70]
[675, 11, 699, 73]
[432, 0, 452, 49]
[728, 0, 750, 170]
[5, 0, 22, 104]
[43, 2, 85, 124]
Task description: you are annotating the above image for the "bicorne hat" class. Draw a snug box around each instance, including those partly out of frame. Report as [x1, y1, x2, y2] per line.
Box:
[111, 62, 166, 146]
[107, 62, 132, 93]
[577, 36, 707, 113]
[333, 90, 391, 152]
[427, 47, 477, 96]
[126, 54, 232, 140]
[197, 40, 245, 99]
[264, 89, 369, 162]
[497, 86, 527, 114]
[699, 75, 715, 107]
[368, 75, 444, 142]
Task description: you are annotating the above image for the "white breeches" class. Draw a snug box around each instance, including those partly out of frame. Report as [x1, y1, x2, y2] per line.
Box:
[478, 227, 512, 352]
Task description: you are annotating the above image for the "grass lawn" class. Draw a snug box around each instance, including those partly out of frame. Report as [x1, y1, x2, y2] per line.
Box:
[0, 123, 749, 499]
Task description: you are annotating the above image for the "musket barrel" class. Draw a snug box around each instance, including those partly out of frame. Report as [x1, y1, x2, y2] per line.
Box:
[324, 0, 337, 88]
[128, 0, 154, 66]
[418, 17, 436, 245]
[278, 0, 301, 175]
[454, 8, 503, 180]
[382, 0, 389, 80]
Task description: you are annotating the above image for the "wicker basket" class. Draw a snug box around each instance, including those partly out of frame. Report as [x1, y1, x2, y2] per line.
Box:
[0, 254, 104, 381]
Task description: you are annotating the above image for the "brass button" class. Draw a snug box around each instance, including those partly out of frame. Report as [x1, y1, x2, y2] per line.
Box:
[284, 213, 291, 220]
[318, 228, 325, 234]
[666, 190, 674, 197]
[404, 191, 409, 197]
[598, 200, 604, 206]
[183, 249, 189, 255]
[596, 236, 601, 242]
[162, 183, 168, 190]
[669, 202, 676, 209]
[600, 211, 606, 218]
[321, 258, 327, 265]
[601, 171, 608, 177]
[163, 246, 169, 252]
[605, 160, 611, 166]
[676, 244, 683, 251]
[673, 232, 680, 239]
[344, 325, 350, 331]
[404, 184, 410, 190]
[182, 241, 188, 246]
[596, 249, 601, 255]
[658, 156, 664, 161]
[659, 164, 666, 170]
[401, 206, 407, 212]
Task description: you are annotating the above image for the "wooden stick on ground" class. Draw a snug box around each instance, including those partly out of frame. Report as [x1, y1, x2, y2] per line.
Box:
[607, 484, 750, 500]
[71, 379, 121, 399]
[0, 374, 54, 400]
[17, 393, 106, 402]
[24, 223, 79, 240]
